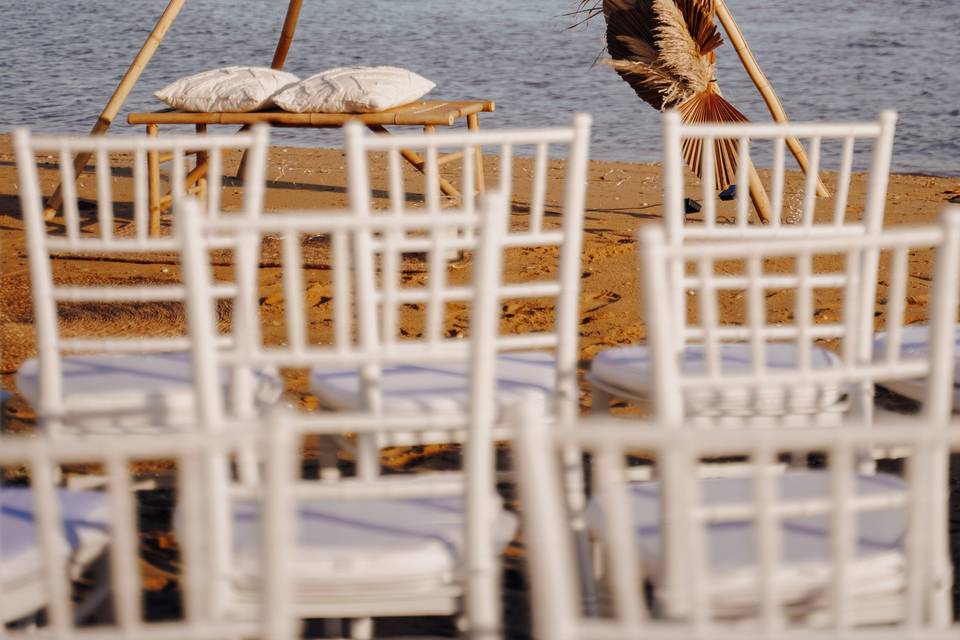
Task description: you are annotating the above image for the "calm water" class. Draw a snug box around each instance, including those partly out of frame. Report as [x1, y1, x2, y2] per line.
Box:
[0, 0, 957, 175]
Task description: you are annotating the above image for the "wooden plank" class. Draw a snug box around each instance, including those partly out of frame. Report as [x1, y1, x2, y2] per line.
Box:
[128, 100, 496, 127]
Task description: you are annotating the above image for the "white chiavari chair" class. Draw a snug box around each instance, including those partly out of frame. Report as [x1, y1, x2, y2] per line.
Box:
[517, 212, 960, 636]
[312, 116, 590, 465]
[0, 424, 274, 639]
[590, 110, 899, 424]
[333, 119, 596, 605]
[872, 205, 960, 412]
[177, 192, 515, 639]
[516, 395, 960, 640]
[12, 125, 280, 436]
[619, 209, 958, 462]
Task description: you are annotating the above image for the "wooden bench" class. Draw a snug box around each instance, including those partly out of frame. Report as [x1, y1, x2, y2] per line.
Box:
[127, 99, 496, 226]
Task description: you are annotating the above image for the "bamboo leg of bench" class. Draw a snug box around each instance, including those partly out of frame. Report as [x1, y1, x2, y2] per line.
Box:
[467, 113, 485, 194]
[194, 124, 208, 204]
[234, 124, 252, 180]
[147, 124, 161, 237]
[365, 124, 461, 198]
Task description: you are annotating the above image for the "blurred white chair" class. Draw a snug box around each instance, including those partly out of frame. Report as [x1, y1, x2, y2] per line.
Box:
[312, 116, 591, 436]
[872, 206, 960, 411]
[0, 424, 271, 638]
[623, 209, 958, 438]
[517, 213, 960, 636]
[590, 110, 898, 421]
[13, 125, 279, 434]
[515, 396, 960, 639]
[177, 193, 515, 638]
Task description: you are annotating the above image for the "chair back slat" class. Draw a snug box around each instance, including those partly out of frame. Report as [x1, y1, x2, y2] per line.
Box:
[281, 231, 307, 353]
[132, 147, 149, 241]
[59, 145, 81, 242]
[832, 136, 856, 225]
[801, 136, 822, 228]
[95, 147, 114, 241]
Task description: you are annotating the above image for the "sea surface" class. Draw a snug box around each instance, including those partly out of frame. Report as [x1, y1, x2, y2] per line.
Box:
[0, 0, 957, 176]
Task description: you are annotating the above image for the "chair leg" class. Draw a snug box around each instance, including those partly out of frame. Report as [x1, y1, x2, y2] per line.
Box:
[349, 617, 373, 639]
[467, 113, 485, 194]
[592, 387, 610, 415]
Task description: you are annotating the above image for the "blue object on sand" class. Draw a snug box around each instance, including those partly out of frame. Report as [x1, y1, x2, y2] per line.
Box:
[719, 184, 737, 201]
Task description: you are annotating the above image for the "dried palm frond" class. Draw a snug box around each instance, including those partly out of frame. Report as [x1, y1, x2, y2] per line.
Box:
[585, 0, 750, 189]
[677, 84, 749, 189]
[652, 0, 712, 96]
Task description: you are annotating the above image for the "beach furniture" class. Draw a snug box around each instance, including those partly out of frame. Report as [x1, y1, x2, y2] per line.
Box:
[176, 194, 514, 638]
[126, 99, 497, 231]
[12, 126, 280, 437]
[590, 111, 899, 429]
[515, 213, 960, 636]
[0, 424, 275, 637]
[871, 206, 960, 411]
[515, 395, 960, 638]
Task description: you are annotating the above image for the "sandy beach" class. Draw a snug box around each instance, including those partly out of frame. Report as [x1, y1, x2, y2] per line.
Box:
[2, 133, 958, 418]
[1, 132, 958, 633]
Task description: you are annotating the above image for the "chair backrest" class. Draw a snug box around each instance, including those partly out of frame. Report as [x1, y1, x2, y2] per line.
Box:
[663, 109, 897, 240]
[345, 113, 591, 235]
[515, 395, 960, 639]
[0, 426, 271, 638]
[13, 126, 270, 430]
[344, 116, 592, 428]
[640, 209, 960, 427]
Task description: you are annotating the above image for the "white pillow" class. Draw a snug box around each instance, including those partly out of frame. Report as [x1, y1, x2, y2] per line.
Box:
[273, 66, 436, 114]
[155, 66, 300, 113]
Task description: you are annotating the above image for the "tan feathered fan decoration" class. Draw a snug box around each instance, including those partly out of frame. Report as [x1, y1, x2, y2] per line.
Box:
[581, 0, 747, 190]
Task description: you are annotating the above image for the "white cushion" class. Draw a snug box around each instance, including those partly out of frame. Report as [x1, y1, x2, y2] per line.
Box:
[273, 66, 435, 114]
[1, 488, 110, 622]
[585, 471, 908, 625]
[16, 353, 282, 431]
[310, 351, 556, 415]
[873, 322, 960, 408]
[154, 66, 299, 112]
[590, 343, 847, 417]
[222, 481, 516, 613]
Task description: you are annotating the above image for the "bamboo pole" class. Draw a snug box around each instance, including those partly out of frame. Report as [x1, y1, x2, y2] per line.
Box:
[147, 125, 162, 237]
[271, 0, 304, 70]
[714, 0, 829, 198]
[234, 0, 304, 179]
[43, 0, 189, 219]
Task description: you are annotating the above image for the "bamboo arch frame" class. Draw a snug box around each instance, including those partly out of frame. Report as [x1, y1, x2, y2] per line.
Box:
[43, 0, 830, 218]
[43, 0, 304, 218]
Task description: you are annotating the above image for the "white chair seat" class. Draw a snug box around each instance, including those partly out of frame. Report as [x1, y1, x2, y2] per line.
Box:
[16, 353, 283, 430]
[224, 482, 517, 616]
[310, 351, 556, 415]
[873, 323, 960, 409]
[1, 487, 110, 622]
[585, 470, 908, 626]
[590, 343, 848, 417]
